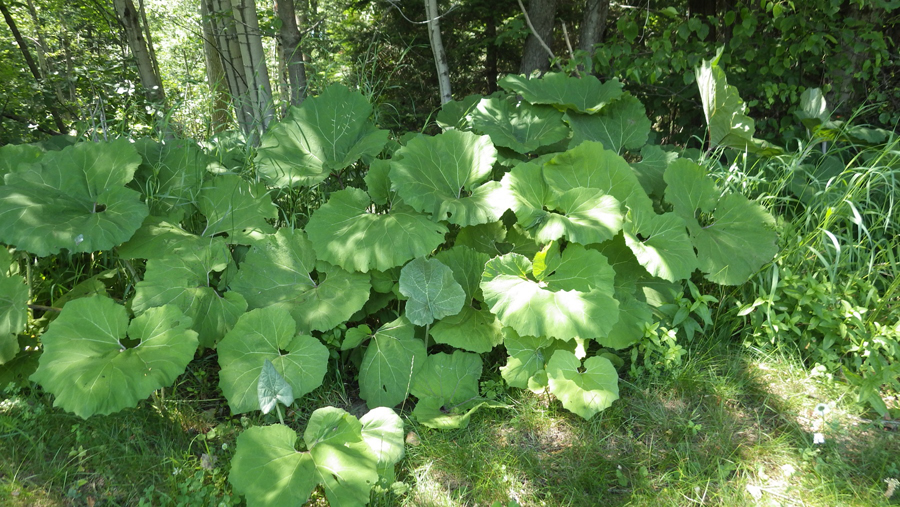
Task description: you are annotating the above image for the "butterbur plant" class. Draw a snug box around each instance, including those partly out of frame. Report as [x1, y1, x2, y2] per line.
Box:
[0, 54, 779, 505]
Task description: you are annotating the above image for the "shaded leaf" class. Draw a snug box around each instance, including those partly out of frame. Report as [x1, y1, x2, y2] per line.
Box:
[359, 317, 426, 408]
[197, 174, 277, 240]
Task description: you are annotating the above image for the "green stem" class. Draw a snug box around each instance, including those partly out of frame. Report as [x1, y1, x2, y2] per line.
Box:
[276, 403, 285, 426]
[424, 322, 430, 352]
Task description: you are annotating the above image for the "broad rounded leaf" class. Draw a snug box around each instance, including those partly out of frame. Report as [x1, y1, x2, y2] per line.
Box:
[500, 331, 555, 389]
[132, 239, 247, 348]
[546, 350, 619, 419]
[132, 141, 209, 218]
[218, 307, 328, 414]
[359, 407, 405, 468]
[411, 351, 485, 428]
[565, 94, 651, 153]
[601, 294, 653, 349]
[0, 140, 148, 256]
[499, 73, 624, 114]
[0, 274, 29, 364]
[663, 158, 718, 221]
[306, 188, 447, 272]
[468, 96, 569, 154]
[230, 408, 379, 507]
[481, 247, 619, 341]
[197, 174, 277, 239]
[543, 141, 654, 216]
[398, 257, 466, 326]
[623, 211, 697, 282]
[434, 246, 490, 301]
[30, 296, 198, 418]
[255, 84, 389, 188]
[359, 317, 426, 409]
[431, 306, 504, 353]
[230, 229, 371, 332]
[390, 130, 508, 226]
[689, 193, 778, 285]
[117, 216, 216, 260]
[631, 144, 677, 197]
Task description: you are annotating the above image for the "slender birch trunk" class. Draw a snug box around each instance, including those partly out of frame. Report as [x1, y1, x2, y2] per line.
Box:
[424, 0, 451, 104]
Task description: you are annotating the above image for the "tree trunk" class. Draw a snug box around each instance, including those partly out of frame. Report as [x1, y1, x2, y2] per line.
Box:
[137, 0, 163, 84]
[112, 0, 166, 103]
[230, 0, 275, 143]
[425, 0, 452, 104]
[275, 0, 307, 106]
[200, 0, 231, 132]
[579, 0, 609, 55]
[485, 11, 498, 93]
[207, 0, 256, 142]
[0, 0, 66, 132]
[519, 0, 558, 75]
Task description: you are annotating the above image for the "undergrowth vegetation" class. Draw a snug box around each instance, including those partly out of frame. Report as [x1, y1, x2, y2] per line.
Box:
[1, 52, 898, 506]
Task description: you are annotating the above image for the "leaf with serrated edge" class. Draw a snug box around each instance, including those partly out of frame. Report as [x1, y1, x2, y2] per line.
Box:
[229, 408, 379, 507]
[258, 358, 294, 414]
[218, 306, 328, 414]
[255, 84, 389, 188]
[468, 96, 569, 154]
[306, 188, 448, 272]
[499, 73, 624, 114]
[30, 296, 198, 418]
[565, 94, 651, 153]
[546, 350, 619, 419]
[480, 247, 618, 341]
[359, 316, 426, 409]
[398, 257, 466, 326]
[390, 130, 509, 226]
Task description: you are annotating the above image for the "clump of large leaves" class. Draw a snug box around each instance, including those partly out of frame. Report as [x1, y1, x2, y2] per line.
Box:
[306, 188, 448, 272]
[30, 295, 198, 418]
[0, 139, 148, 256]
[230, 228, 371, 332]
[217, 306, 328, 414]
[664, 159, 777, 285]
[255, 84, 389, 188]
[389, 130, 509, 226]
[230, 407, 401, 507]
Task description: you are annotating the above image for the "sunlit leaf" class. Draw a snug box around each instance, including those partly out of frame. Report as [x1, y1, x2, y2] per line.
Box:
[258, 358, 294, 415]
[431, 306, 504, 353]
[399, 257, 466, 326]
[499, 72, 624, 114]
[468, 96, 569, 154]
[197, 174, 277, 240]
[30, 296, 198, 418]
[256, 84, 389, 188]
[546, 350, 619, 419]
[565, 94, 651, 153]
[0, 273, 28, 364]
[623, 211, 697, 282]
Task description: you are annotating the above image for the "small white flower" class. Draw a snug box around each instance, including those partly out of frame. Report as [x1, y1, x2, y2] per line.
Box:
[813, 432, 825, 444]
[813, 403, 829, 417]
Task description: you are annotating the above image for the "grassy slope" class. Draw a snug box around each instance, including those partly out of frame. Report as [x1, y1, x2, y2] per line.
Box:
[2, 336, 897, 506]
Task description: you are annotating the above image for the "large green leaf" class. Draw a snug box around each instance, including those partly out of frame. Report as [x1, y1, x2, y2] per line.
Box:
[565, 94, 651, 153]
[436, 94, 481, 131]
[0, 140, 148, 256]
[543, 141, 655, 217]
[359, 406, 405, 482]
[197, 174, 277, 240]
[218, 307, 328, 414]
[434, 246, 490, 301]
[431, 306, 504, 353]
[546, 350, 619, 419]
[358, 316, 426, 409]
[500, 330, 556, 389]
[499, 72, 624, 114]
[132, 140, 209, 219]
[664, 159, 777, 285]
[695, 49, 782, 155]
[230, 229, 371, 332]
[0, 143, 43, 177]
[411, 351, 485, 428]
[255, 84, 389, 188]
[467, 96, 569, 154]
[132, 239, 247, 348]
[117, 216, 216, 260]
[389, 130, 509, 226]
[398, 257, 466, 326]
[229, 408, 379, 507]
[480, 246, 619, 341]
[500, 160, 624, 245]
[0, 273, 28, 364]
[30, 296, 198, 418]
[623, 211, 696, 282]
[631, 145, 677, 198]
[306, 188, 447, 273]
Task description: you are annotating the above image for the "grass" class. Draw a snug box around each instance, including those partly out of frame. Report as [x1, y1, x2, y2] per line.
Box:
[2, 335, 897, 506]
